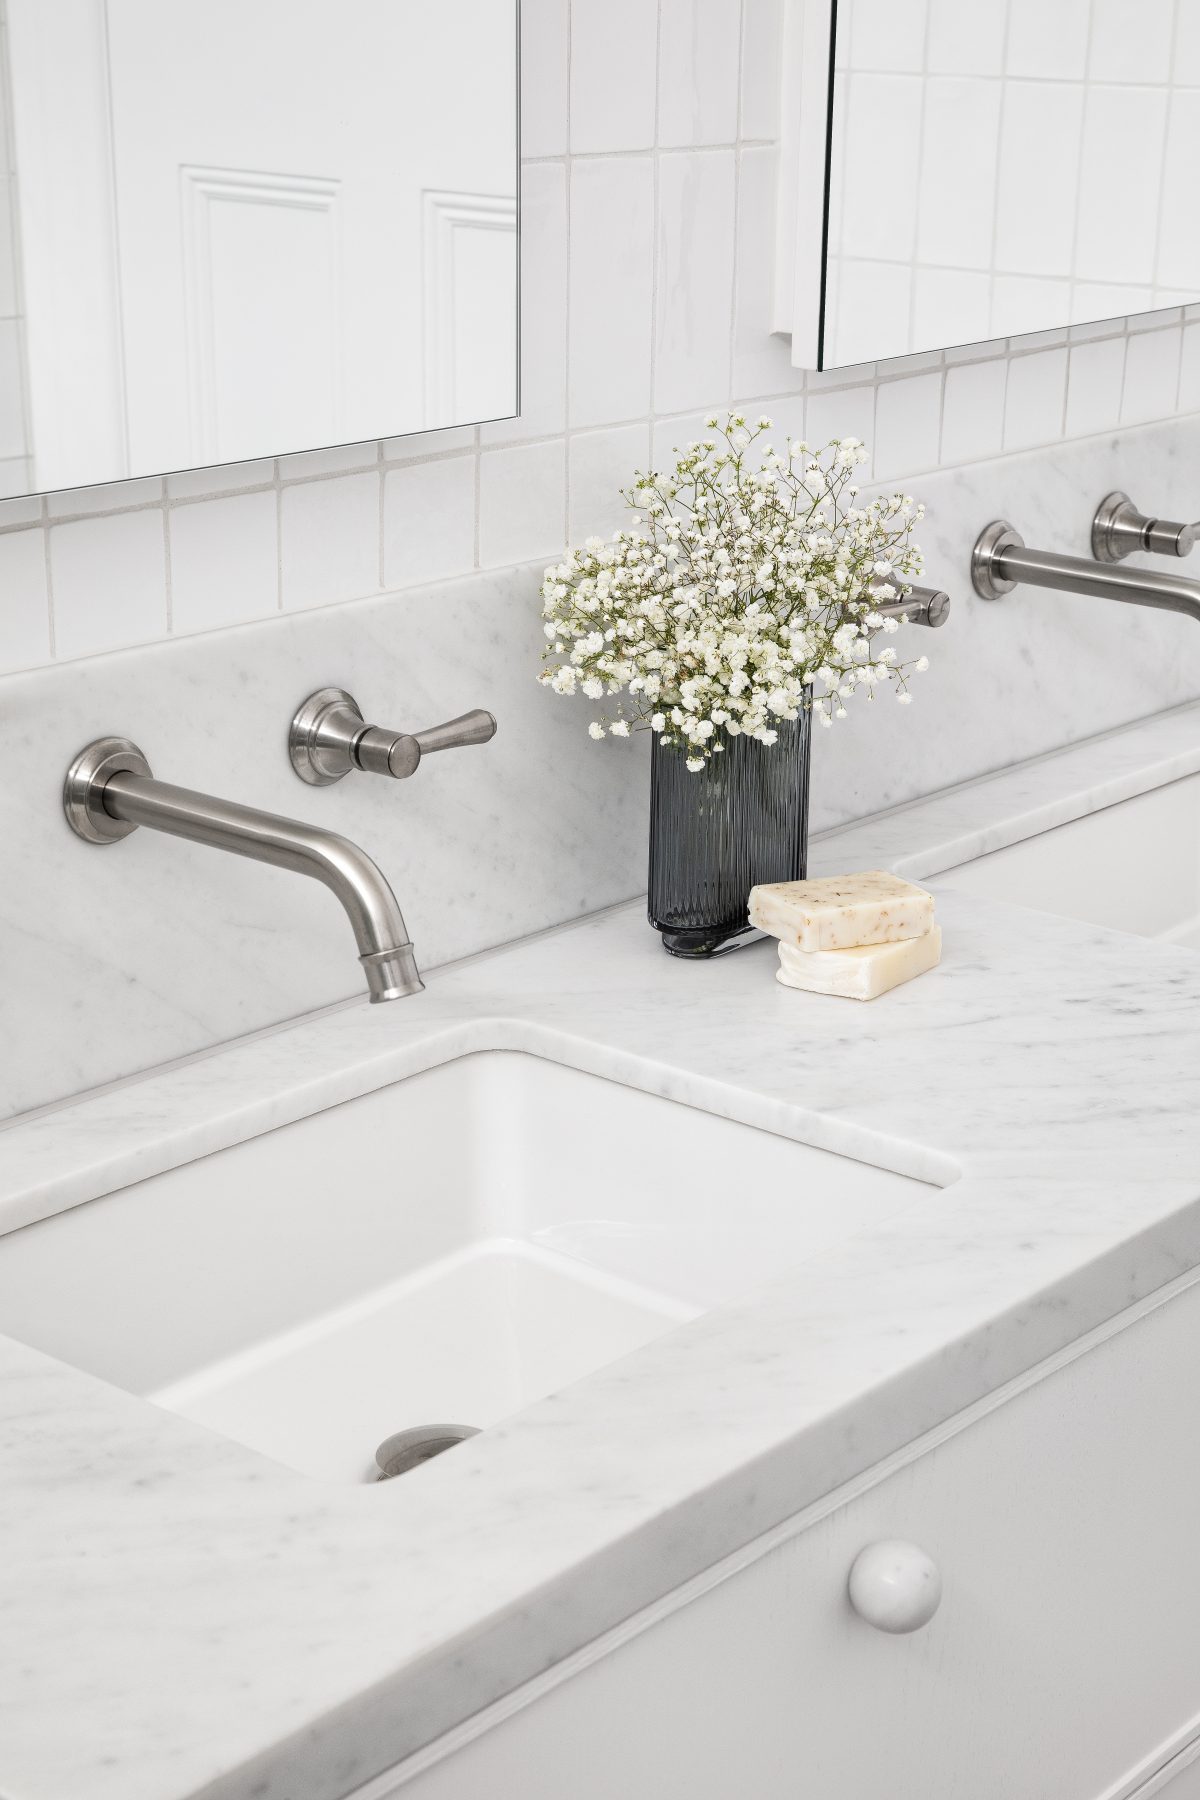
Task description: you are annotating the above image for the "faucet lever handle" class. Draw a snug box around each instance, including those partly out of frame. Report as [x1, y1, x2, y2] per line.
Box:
[874, 586, 951, 628]
[289, 689, 497, 786]
[414, 709, 498, 756]
[1093, 492, 1200, 563]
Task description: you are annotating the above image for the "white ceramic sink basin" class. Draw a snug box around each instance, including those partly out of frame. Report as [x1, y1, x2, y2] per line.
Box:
[0, 1052, 942, 1483]
[940, 771, 1200, 948]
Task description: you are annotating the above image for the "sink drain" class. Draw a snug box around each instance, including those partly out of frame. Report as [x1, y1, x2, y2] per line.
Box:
[374, 1423, 481, 1481]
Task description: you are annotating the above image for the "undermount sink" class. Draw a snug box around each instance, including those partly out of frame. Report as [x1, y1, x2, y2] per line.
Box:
[940, 770, 1200, 948]
[0, 1052, 944, 1483]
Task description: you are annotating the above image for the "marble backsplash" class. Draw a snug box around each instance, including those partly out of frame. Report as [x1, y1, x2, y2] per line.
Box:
[4, 415, 1200, 1122]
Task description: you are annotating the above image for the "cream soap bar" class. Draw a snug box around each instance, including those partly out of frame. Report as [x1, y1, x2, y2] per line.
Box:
[749, 870, 934, 952]
[776, 925, 941, 1000]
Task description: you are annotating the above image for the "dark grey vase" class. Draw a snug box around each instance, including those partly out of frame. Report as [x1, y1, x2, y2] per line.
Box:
[647, 713, 811, 957]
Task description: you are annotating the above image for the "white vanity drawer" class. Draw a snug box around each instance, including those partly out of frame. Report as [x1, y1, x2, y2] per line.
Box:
[385, 1270, 1200, 1800]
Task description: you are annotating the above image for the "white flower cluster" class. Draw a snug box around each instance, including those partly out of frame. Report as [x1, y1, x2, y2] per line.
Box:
[539, 415, 929, 770]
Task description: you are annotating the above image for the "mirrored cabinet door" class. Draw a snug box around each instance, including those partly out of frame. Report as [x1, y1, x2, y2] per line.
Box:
[2, 0, 518, 496]
[774, 0, 1200, 369]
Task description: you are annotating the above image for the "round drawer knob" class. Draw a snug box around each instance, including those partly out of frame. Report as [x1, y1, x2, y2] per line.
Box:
[848, 1540, 942, 1634]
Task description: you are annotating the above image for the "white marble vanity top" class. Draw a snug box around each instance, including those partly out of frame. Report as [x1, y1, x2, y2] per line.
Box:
[2, 700, 1200, 1800]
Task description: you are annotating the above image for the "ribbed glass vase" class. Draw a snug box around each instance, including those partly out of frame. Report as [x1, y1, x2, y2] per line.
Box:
[647, 713, 811, 957]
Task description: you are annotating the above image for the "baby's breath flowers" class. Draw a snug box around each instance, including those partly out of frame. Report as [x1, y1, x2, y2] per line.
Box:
[539, 415, 928, 770]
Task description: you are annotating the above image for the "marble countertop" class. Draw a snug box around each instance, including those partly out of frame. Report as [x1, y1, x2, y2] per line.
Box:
[3, 701, 1200, 1800]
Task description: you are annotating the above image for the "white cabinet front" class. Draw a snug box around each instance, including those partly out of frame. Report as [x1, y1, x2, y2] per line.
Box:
[387, 1270, 1200, 1800]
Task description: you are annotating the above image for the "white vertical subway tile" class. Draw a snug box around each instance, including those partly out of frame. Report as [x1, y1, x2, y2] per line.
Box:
[926, 0, 1006, 75]
[483, 161, 568, 443]
[1179, 323, 1200, 412]
[748, 393, 807, 444]
[939, 358, 1007, 465]
[569, 0, 657, 153]
[740, 0, 783, 138]
[170, 491, 279, 634]
[651, 410, 725, 468]
[654, 150, 737, 415]
[281, 472, 381, 610]
[1064, 336, 1127, 436]
[1003, 348, 1068, 451]
[568, 423, 650, 540]
[732, 150, 805, 396]
[382, 457, 477, 589]
[847, 0, 928, 72]
[1089, 0, 1173, 83]
[569, 157, 655, 427]
[49, 510, 167, 661]
[872, 371, 943, 479]
[0, 528, 49, 673]
[1075, 87, 1168, 288]
[805, 386, 876, 470]
[658, 0, 740, 147]
[1120, 327, 1182, 425]
[479, 439, 566, 566]
[1006, 0, 1090, 78]
[521, 0, 569, 158]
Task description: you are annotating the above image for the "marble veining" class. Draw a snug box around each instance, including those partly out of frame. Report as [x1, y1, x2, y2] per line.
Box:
[0, 708, 1198, 1800]
[5, 417, 1200, 1120]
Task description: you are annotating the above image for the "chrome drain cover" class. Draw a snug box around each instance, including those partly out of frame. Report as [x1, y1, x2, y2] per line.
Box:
[374, 1423, 481, 1481]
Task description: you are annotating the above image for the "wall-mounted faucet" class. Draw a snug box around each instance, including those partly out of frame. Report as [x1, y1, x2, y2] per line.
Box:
[289, 689, 497, 787]
[1091, 492, 1200, 564]
[63, 737, 423, 1004]
[971, 521, 1200, 625]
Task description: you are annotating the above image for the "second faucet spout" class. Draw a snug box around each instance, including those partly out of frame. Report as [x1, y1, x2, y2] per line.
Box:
[972, 521, 1200, 624]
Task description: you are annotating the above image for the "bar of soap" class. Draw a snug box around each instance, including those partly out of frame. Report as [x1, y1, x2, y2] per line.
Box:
[776, 925, 941, 1000]
[749, 870, 934, 952]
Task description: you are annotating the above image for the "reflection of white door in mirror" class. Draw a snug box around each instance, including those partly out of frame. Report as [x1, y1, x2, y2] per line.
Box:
[5, 0, 517, 492]
[774, 0, 1200, 371]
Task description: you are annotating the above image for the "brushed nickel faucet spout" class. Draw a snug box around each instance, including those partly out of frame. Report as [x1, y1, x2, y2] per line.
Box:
[63, 737, 422, 1004]
[971, 521, 1200, 624]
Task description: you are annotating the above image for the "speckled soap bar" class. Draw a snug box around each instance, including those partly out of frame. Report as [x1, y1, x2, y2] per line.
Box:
[776, 925, 942, 1000]
[748, 870, 935, 952]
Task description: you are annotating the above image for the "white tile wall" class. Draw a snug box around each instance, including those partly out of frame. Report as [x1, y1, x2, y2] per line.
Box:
[0, 0, 1196, 680]
[170, 491, 278, 635]
[284, 471, 381, 611]
[48, 510, 167, 661]
[382, 456, 476, 590]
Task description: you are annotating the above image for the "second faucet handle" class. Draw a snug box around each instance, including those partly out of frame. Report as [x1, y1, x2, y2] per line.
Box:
[290, 688, 497, 786]
[1092, 491, 1199, 563]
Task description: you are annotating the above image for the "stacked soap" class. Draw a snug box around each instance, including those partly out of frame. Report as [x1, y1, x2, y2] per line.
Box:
[748, 870, 940, 1000]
